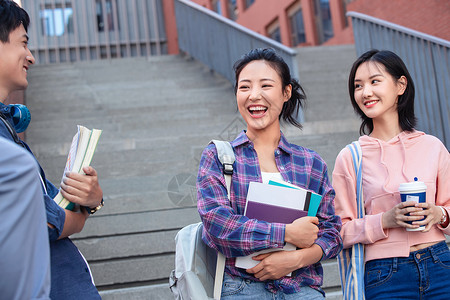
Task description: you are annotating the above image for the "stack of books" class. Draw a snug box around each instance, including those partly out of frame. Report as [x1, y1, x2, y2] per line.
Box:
[235, 178, 322, 272]
[53, 125, 102, 210]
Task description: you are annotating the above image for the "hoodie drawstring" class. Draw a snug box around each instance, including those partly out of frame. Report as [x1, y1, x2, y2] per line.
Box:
[377, 134, 410, 193]
[377, 139, 391, 193]
[399, 136, 409, 182]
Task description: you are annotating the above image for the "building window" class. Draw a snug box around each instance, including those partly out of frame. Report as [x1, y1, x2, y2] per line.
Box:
[314, 0, 334, 43]
[40, 3, 73, 36]
[290, 8, 306, 45]
[212, 0, 222, 15]
[267, 21, 281, 43]
[228, 0, 237, 20]
[343, 0, 353, 27]
[96, 0, 116, 32]
[245, 0, 255, 9]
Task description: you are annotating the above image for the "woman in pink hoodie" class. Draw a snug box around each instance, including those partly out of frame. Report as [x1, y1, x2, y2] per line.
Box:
[333, 50, 450, 299]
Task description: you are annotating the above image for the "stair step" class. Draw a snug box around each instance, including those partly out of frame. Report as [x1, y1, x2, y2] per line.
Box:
[25, 48, 358, 298]
[100, 283, 173, 300]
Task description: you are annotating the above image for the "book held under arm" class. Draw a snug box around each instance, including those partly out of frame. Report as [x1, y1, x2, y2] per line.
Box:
[235, 180, 322, 273]
[268, 177, 322, 217]
[53, 125, 102, 210]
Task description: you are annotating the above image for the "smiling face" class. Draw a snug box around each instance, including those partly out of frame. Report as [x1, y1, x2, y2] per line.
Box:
[353, 61, 406, 123]
[236, 60, 291, 139]
[0, 24, 35, 101]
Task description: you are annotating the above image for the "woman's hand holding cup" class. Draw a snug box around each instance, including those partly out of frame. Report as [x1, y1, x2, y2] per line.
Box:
[382, 201, 424, 230]
[410, 203, 444, 232]
[398, 178, 427, 231]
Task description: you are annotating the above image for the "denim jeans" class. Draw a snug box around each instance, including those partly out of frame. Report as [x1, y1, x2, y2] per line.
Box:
[221, 272, 324, 300]
[364, 241, 450, 300]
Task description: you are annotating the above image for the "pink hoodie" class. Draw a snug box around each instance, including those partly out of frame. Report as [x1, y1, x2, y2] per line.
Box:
[333, 130, 450, 262]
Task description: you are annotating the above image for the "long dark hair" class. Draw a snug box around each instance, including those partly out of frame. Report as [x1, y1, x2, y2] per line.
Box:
[348, 49, 416, 135]
[233, 48, 306, 129]
[0, 0, 30, 43]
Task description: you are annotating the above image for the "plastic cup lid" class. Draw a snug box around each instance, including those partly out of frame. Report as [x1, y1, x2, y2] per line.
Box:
[399, 177, 427, 192]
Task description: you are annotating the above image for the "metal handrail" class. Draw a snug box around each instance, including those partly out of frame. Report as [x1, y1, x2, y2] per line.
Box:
[174, 0, 300, 83]
[174, 0, 302, 122]
[176, 0, 297, 55]
[347, 12, 450, 48]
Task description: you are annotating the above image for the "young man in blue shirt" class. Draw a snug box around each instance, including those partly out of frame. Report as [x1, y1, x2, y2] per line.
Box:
[0, 137, 51, 300]
[0, 1, 103, 298]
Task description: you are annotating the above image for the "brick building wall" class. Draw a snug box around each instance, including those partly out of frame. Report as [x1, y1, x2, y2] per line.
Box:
[347, 0, 450, 40]
[189, 0, 449, 48]
[191, 0, 353, 47]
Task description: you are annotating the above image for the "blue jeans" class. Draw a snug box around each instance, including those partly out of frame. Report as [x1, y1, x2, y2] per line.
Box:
[221, 273, 324, 300]
[364, 241, 450, 300]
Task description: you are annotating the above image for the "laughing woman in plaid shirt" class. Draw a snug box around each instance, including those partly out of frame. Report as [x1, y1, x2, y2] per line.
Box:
[197, 48, 343, 299]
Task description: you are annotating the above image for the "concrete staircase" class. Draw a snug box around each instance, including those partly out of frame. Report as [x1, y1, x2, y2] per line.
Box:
[290, 44, 360, 172]
[25, 45, 359, 299]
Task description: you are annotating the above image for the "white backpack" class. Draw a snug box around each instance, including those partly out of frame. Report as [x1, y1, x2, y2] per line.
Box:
[169, 140, 235, 300]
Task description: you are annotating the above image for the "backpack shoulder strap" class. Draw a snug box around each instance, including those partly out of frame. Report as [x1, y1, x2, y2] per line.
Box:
[211, 140, 235, 200]
[211, 140, 235, 172]
[209, 140, 235, 299]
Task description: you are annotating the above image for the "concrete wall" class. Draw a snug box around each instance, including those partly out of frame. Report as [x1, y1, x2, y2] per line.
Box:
[21, 0, 175, 64]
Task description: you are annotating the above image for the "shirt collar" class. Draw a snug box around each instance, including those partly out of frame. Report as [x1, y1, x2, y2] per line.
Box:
[231, 130, 293, 155]
[278, 131, 293, 154]
[230, 130, 250, 148]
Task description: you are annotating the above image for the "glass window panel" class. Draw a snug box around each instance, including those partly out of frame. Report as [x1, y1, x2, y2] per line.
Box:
[40, 7, 73, 36]
[96, 0, 116, 32]
[319, 0, 333, 42]
[245, 0, 255, 9]
[290, 8, 306, 45]
[212, 0, 222, 15]
[228, 0, 237, 20]
[269, 27, 281, 43]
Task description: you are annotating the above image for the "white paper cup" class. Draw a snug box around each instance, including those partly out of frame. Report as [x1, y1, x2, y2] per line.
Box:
[399, 178, 427, 231]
